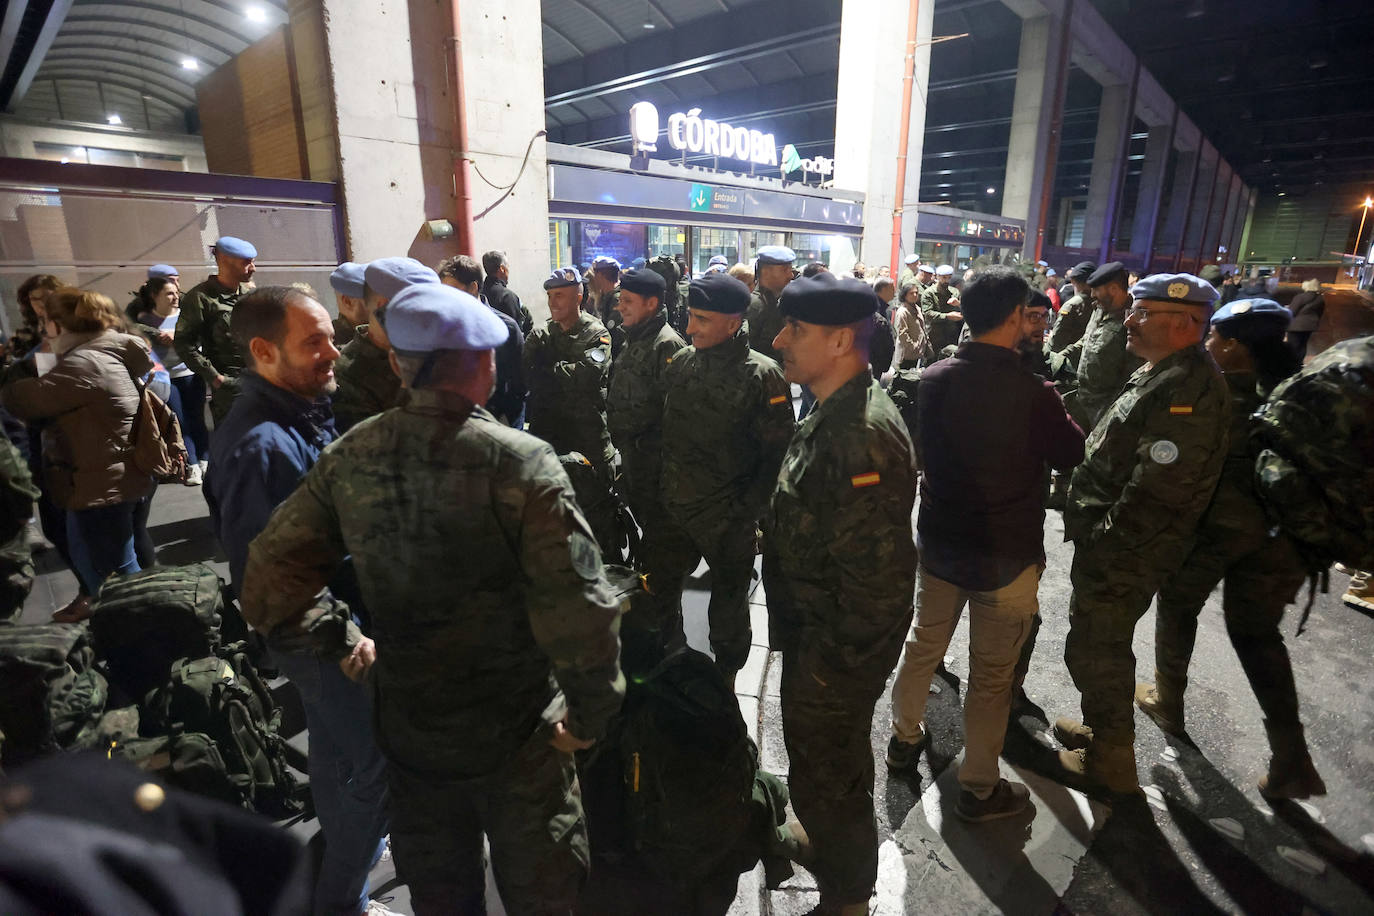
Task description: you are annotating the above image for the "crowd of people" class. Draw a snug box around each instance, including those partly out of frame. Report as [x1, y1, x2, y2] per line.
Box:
[1, 233, 1367, 916]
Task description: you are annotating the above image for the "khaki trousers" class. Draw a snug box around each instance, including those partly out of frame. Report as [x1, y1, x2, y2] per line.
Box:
[890, 563, 1040, 796]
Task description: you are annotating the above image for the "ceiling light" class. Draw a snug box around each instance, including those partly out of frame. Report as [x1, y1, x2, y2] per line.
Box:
[181, 57, 199, 70]
[985, 187, 995, 194]
[246, 6, 267, 22]
[1277, 191, 1286, 196]
[60, 157, 69, 164]
[107, 113, 122, 125]
[1184, 0, 1205, 18]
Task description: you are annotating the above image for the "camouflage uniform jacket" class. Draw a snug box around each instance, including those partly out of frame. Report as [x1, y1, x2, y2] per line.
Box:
[661, 326, 793, 531]
[746, 286, 785, 363]
[1061, 308, 1145, 431]
[241, 390, 625, 779]
[1065, 344, 1229, 572]
[1195, 372, 1270, 537]
[175, 276, 251, 383]
[920, 283, 963, 355]
[331, 324, 400, 434]
[0, 435, 39, 620]
[523, 313, 614, 469]
[606, 312, 686, 495]
[763, 372, 917, 687]
[1046, 292, 1092, 354]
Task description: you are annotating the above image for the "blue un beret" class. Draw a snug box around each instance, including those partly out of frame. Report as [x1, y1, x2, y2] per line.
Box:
[619, 267, 666, 299]
[708, 255, 729, 267]
[365, 257, 440, 300]
[147, 264, 178, 279]
[384, 283, 509, 353]
[756, 246, 797, 266]
[213, 236, 257, 259]
[328, 262, 366, 299]
[1212, 298, 1291, 330]
[543, 267, 581, 290]
[1130, 272, 1219, 307]
[779, 273, 880, 325]
[688, 272, 751, 314]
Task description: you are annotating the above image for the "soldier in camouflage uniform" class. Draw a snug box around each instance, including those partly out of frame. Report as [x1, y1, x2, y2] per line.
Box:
[763, 273, 917, 914]
[1135, 299, 1326, 799]
[746, 246, 796, 363]
[1059, 262, 1146, 433]
[176, 236, 257, 425]
[1045, 261, 1096, 354]
[331, 258, 440, 434]
[660, 272, 794, 684]
[0, 435, 39, 620]
[606, 268, 688, 653]
[920, 265, 964, 358]
[242, 283, 625, 915]
[1054, 273, 1230, 793]
[524, 268, 615, 478]
[585, 256, 625, 358]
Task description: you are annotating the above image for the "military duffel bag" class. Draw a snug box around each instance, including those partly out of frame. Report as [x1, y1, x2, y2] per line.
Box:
[113, 732, 244, 807]
[0, 622, 107, 766]
[89, 563, 224, 700]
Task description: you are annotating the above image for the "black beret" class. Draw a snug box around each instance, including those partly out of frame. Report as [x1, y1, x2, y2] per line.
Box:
[1086, 261, 1127, 287]
[778, 273, 880, 325]
[1067, 261, 1097, 280]
[688, 272, 751, 314]
[619, 267, 666, 299]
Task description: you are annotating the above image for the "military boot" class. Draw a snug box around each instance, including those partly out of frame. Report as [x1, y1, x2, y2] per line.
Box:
[1057, 743, 1139, 794]
[1053, 716, 1094, 750]
[1134, 671, 1186, 736]
[1258, 721, 1327, 800]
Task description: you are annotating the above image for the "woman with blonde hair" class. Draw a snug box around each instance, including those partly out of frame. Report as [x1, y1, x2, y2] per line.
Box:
[2, 288, 154, 620]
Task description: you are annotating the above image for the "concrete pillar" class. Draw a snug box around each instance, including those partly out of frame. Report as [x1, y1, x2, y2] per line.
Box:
[834, 0, 934, 270]
[1199, 160, 1232, 264]
[1157, 146, 1197, 266]
[1180, 143, 1218, 270]
[288, 0, 551, 316]
[1237, 188, 1258, 262]
[1081, 76, 1135, 260]
[1001, 2, 1072, 260]
[1128, 112, 1175, 270]
[1217, 172, 1243, 262]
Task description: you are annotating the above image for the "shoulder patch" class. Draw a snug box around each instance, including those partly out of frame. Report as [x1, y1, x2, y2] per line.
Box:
[851, 471, 881, 488]
[587, 349, 606, 363]
[1168, 405, 1193, 415]
[769, 394, 789, 406]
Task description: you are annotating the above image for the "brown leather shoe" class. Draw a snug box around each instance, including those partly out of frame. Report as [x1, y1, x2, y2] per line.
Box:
[51, 594, 92, 623]
[1134, 682, 1186, 736]
[1053, 716, 1094, 750]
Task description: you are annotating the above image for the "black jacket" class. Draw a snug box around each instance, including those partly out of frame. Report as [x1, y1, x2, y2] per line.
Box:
[482, 277, 531, 336]
[1286, 290, 1324, 333]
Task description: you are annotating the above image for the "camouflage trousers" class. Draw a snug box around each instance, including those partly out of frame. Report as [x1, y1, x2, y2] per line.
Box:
[620, 482, 686, 670]
[779, 640, 885, 906]
[1155, 527, 1308, 732]
[1063, 541, 1174, 747]
[654, 509, 756, 676]
[386, 728, 588, 916]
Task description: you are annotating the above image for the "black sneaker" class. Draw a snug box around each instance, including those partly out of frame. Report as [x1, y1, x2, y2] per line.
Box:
[955, 778, 1030, 822]
[885, 732, 925, 770]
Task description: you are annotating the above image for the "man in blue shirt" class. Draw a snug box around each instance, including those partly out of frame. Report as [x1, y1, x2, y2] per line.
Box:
[206, 285, 392, 916]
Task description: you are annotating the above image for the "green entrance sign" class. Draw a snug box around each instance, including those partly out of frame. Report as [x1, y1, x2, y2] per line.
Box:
[689, 183, 713, 212]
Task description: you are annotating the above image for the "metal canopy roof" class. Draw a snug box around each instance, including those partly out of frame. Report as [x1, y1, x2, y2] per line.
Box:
[0, 0, 288, 131]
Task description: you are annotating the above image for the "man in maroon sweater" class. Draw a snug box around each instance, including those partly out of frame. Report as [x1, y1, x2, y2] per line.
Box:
[886, 265, 1085, 821]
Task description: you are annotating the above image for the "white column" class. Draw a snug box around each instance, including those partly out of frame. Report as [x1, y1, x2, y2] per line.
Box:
[833, 0, 933, 271]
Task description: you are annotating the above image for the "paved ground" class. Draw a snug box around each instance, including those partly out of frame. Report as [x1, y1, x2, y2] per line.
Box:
[19, 471, 1374, 915]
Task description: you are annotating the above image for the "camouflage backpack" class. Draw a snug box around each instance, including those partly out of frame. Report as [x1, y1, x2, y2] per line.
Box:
[886, 368, 924, 468]
[141, 643, 303, 816]
[1252, 335, 1374, 627]
[0, 623, 108, 766]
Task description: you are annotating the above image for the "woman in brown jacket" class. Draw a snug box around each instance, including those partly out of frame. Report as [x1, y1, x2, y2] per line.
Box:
[2, 289, 154, 615]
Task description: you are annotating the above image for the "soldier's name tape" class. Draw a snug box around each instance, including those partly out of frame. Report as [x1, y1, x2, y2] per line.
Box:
[851, 472, 882, 488]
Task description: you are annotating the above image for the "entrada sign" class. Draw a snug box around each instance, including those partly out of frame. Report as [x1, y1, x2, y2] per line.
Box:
[629, 101, 779, 168]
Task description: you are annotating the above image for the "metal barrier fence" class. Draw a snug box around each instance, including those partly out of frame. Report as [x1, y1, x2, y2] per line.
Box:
[0, 157, 344, 340]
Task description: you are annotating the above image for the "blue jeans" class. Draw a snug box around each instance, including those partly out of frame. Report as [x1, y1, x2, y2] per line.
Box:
[272, 649, 390, 916]
[66, 502, 140, 594]
[170, 374, 209, 465]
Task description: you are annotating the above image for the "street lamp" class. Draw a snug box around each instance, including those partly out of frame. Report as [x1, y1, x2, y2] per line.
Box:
[1356, 196, 1374, 260]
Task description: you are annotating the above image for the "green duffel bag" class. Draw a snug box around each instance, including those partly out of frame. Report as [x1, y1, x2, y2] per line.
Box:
[89, 563, 224, 700]
[113, 731, 243, 807]
[0, 622, 108, 766]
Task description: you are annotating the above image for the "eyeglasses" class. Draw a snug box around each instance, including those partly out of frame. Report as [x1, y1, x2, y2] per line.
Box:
[1025, 310, 1049, 323]
[1125, 305, 1200, 322]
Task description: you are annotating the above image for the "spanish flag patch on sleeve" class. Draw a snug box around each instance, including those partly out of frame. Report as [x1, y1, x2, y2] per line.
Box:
[769, 395, 789, 406]
[599, 335, 611, 345]
[851, 472, 881, 488]
[1169, 405, 1193, 415]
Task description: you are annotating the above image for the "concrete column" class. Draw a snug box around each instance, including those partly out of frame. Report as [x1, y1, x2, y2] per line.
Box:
[1081, 76, 1135, 260]
[834, 0, 934, 270]
[1237, 188, 1258, 262]
[1156, 146, 1197, 265]
[1180, 143, 1217, 270]
[288, 0, 551, 316]
[1199, 160, 1231, 265]
[1216, 172, 1243, 263]
[1001, 2, 1072, 260]
[1128, 112, 1175, 270]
